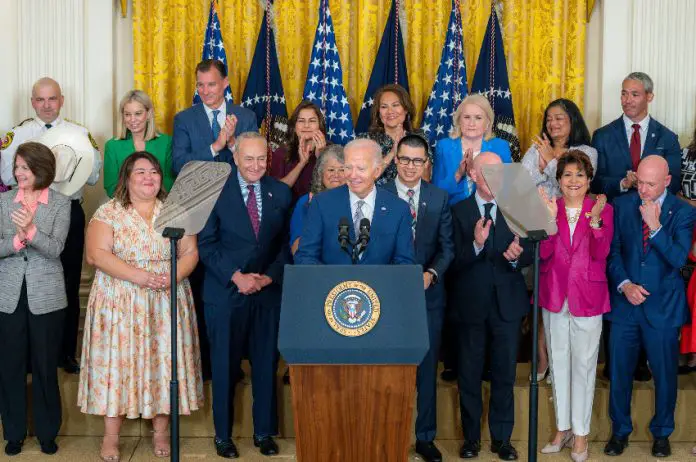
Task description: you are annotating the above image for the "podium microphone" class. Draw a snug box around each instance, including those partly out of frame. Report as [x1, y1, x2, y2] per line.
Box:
[338, 217, 351, 252]
[356, 218, 371, 254]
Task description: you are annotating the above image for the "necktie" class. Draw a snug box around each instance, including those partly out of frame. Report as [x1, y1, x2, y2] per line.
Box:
[484, 202, 495, 242]
[45, 123, 52, 129]
[629, 123, 641, 171]
[353, 200, 365, 234]
[642, 219, 650, 253]
[407, 189, 417, 238]
[211, 109, 221, 140]
[246, 184, 260, 238]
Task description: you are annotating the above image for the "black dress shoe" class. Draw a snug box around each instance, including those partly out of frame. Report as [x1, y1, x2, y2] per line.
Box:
[482, 369, 493, 382]
[459, 440, 480, 458]
[40, 439, 58, 455]
[440, 368, 457, 382]
[652, 438, 671, 457]
[283, 367, 290, 385]
[603, 435, 628, 456]
[634, 365, 652, 382]
[4, 440, 23, 456]
[491, 440, 518, 460]
[415, 440, 442, 462]
[679, 364, 696, 375]
[253, 436, 279, 456]
[602, 365, 611, 380]
[60, 356, 80, 374]
[214, 438, 239, 458]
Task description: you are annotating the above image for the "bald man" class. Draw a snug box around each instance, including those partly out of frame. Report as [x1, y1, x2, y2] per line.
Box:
[450, 152, 532, 460]
[0, 77, 101, 374]
[605, 155, 696, 457]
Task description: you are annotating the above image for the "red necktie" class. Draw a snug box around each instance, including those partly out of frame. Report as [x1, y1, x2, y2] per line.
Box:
[246, 184, 260, 238]
[630, 123, 641, 171]
[642, 220, 650, 252]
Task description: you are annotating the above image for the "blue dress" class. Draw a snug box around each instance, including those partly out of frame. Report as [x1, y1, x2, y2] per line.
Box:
[432, 136, 511, 206]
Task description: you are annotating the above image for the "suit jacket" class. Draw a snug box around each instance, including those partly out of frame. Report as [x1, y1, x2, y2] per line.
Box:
[171, 102, 257, 174]
[450, 195, 532, 323]
[197, 168, 292, 308]
[294, 185, 415, 265]
[0, 189, 70, 314]
[591, 116, 681, 200]
[607, 191, 696, 328]
[539, 196, 613, 317]
[382, 180, 454, 308]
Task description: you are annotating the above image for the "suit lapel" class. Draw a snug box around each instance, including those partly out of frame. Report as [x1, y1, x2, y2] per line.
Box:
[611, 117, 632, 166]
[557, 197, 572, 252]
[570, 197, 594, 253]
[257, 176, 274, 242]
[230, 174, 256, 241]
[643, 118, 659, 156]
[414, 181, 429, 251]
[195, 104, 214, 143]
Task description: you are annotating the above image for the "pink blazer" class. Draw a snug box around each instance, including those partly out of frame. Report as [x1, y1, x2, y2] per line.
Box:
[538, 196, 614, 317]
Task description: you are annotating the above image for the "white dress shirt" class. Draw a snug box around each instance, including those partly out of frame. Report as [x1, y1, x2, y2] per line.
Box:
[349, 186, 377, 225]
[394, 177, 421, 216]
[622, 113, 650, 155]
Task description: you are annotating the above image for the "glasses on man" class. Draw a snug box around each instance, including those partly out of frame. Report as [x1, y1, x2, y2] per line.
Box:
[396, 156, 426, 167]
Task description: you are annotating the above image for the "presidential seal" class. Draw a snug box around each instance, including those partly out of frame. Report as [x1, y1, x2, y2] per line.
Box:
[324, 281, 380, 337]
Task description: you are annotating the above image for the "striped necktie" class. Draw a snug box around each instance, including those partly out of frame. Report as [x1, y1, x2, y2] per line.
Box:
[211, 109, 221, 140]
[642, 220, 650, 252]
[407, 189, 417, 238]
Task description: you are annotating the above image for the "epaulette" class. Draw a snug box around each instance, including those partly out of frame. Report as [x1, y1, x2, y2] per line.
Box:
[1, 131, 14, 150]
[66, 119, 99, 150]
[17, 118, 33, 127]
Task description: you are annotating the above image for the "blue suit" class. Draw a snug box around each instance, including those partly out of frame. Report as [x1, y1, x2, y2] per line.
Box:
[432, 136, 512, 206]
[171, 102, 257, 174]
[592, 116, 681, 201]
[607, 190, 696, 439]
[198, 168, 292, 440]
[294, 185, 415, 265]
[383, 179, 453, 442]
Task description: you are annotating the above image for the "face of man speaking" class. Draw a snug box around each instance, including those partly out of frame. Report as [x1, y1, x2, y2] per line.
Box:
[344, 142, 381, 199]
[234, 137, 267, 184]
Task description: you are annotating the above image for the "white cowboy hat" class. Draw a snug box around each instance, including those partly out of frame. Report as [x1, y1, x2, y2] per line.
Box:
[36, 125, 95, 197]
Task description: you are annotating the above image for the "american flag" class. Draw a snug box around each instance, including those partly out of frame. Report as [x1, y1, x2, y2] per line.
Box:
[355, 0, 409, 134]
[193, 0, 233, 105]
[302, 1, 354, 144]
[421, 0, 468, 146]
[240, 1, 288, 149]
[470, 3, 521, 161]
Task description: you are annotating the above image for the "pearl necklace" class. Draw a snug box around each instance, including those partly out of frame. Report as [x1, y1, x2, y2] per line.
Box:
[566, 207, 582, 224]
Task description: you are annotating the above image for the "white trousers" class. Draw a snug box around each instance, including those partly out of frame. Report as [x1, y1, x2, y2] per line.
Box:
[542, 301, 602, 436]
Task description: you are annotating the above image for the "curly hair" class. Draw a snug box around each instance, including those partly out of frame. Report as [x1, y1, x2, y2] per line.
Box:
[309, 145, 344, 195]
[556, 149, 595, 182]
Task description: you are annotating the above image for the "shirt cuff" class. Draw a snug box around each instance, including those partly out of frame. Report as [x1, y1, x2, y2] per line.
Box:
[473, 241, 483, 256]
[617, 279, 631, 293]
[13, 235, 25, 251]
[649, 226, 662, 238]
[210, 145, 218, 158]
[619, 180, 628, 193]
[426, 268, 439, 283]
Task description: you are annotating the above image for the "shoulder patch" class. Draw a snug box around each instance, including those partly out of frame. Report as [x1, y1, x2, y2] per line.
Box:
[18, 118, 33, 127]
[65, 118, 85, 128]
[1, 131, 14, 150]
[88, 133, 99, 150]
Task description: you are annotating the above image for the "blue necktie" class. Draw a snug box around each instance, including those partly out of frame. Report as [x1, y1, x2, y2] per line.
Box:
[211, 109, 221, 140]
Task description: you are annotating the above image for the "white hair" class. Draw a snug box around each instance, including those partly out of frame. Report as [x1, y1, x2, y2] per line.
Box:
[344, 138, 382, 168]
[234, 131, 266, 154]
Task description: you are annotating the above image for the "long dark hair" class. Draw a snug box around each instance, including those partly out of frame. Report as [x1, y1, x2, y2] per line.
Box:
[284, 101, 327, 164]
[541, 99, 591, 148]
[113, 151, 167, 207]
[368, 84, 415, 134]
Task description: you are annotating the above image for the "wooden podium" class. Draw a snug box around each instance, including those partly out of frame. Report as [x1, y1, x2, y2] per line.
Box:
[279, 265, 428, 462]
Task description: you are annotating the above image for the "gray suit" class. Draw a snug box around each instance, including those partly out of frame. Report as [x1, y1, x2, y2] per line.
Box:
[0, 188, 70, 314]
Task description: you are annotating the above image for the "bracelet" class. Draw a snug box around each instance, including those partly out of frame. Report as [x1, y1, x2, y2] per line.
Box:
[589, 217, 603, 229]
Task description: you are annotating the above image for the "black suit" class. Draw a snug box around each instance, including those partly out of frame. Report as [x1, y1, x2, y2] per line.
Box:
[198, 168, 292, 440]
[450, 195, 532, 442]
[383, 179, 454, 442]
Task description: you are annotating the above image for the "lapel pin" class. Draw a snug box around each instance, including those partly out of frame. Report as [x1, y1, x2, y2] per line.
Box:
[381, 206, 387, 211]
[651, 133, 656, 138]
[268, 192, 272, 198]
[422, 201, 427, 207]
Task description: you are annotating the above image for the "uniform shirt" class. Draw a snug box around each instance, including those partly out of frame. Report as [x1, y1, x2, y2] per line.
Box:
[0, 116, 101, 200]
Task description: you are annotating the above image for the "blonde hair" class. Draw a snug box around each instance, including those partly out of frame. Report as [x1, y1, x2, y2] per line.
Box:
[449, 94, 495, 141]
[116, 90, 158, 141]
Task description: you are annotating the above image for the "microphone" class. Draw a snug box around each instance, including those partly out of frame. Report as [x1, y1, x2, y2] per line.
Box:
[356, 218, 371, 252]
[338, 217, 351, 251]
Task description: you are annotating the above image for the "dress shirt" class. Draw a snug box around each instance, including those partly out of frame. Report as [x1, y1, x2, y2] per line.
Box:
[237, 171, 263, 221]
[349, 186, 377, 224]
[204, 101, 227, 158]
[394, 177, 421, 216]
[622, 113, 650, 155]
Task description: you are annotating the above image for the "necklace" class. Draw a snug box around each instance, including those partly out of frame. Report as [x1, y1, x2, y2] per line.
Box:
[566, 207, 582, 224]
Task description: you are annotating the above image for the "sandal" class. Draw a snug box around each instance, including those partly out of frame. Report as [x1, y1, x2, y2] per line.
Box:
[100, 433, 120, 462]
[153, 430, 170, 458]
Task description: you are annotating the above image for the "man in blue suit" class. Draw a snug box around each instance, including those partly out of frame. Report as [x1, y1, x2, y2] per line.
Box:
[198, 132, 292, 458]
[294, 138, 415, 265]
[604, 156, 696, 458]
[382, 134, 453, 462]
[171, 59, 257, 174]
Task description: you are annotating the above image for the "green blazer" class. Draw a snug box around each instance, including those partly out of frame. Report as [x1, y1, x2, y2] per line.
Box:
[103, 133, 174, 197]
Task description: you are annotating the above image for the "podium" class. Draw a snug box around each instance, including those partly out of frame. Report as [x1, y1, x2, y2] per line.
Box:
[279, 264, 429, 462]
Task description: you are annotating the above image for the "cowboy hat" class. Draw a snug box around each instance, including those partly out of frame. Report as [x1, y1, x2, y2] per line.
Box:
[36, 124, 95, 197]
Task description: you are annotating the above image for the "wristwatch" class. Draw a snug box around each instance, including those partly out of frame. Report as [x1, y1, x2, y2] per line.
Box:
[589, 217, 603, 229]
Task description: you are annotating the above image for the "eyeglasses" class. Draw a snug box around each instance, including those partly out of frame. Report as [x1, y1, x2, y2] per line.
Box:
[396, 156, 427, 167]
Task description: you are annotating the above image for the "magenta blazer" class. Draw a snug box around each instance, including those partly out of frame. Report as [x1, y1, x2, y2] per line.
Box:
[539, 196, 614, 317]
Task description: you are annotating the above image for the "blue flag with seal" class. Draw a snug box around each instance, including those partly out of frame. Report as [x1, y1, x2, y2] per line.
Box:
[193, 0, 233, 105]
[421, 0, 468, 147]
[470, 3, 521, 161]
[303, 1, 354, 144]
[240, 0, 288, 148]
[355, 0, 409, 134]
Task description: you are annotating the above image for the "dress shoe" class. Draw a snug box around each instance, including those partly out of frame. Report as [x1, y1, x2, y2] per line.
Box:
[602, 365, 611, 381]
[491, 440, 518, 460]
[61, 356, 80, 374]
[634, 365, 652, 382]
[415, 440, 442, 462]
[603, 435, 628, 456]
[40, 439, 58, 455]
[540, 431, 573, 453]
[214, 438, 239, 458]
[459, 440, 480, 458]
[253, 436, 279, 456]
[440, 368, 457, 382]
[652, 438, 671, 457]
[570, 447, 588, 462]
[4, 440, 23, 456]
[529, 366, 550, 383]
[679, 364, 696, 375]
[283, 367, 290, 385]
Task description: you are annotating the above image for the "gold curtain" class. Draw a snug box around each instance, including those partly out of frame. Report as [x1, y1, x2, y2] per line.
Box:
[133, 0, 588, 152]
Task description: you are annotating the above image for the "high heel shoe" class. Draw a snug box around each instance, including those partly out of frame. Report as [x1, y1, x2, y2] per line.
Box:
[100, 434, 120, 462]
[540, 432, 573, 454]
[571, 446, 589, 462]
[529, 365, 550, 383]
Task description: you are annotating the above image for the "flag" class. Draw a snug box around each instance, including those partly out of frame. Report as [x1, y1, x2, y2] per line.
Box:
[240, 0, 288, 149]
[302, 1, 354, 145]
[470, 3, 521, 161]
[421, 0, 468, 147]
[193, 0, 233, 105]
[355, 0, 409, 134]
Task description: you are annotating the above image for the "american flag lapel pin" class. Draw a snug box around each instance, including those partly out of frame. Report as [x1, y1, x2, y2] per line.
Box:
[381, 206, 387, 211]
[268, 192, 273, 198]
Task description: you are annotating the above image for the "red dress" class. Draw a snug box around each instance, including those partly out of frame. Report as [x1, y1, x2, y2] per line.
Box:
[679, 228, 696, 353]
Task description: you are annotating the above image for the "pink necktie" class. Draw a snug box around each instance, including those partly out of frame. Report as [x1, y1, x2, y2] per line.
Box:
[246, 184, 260, 238]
